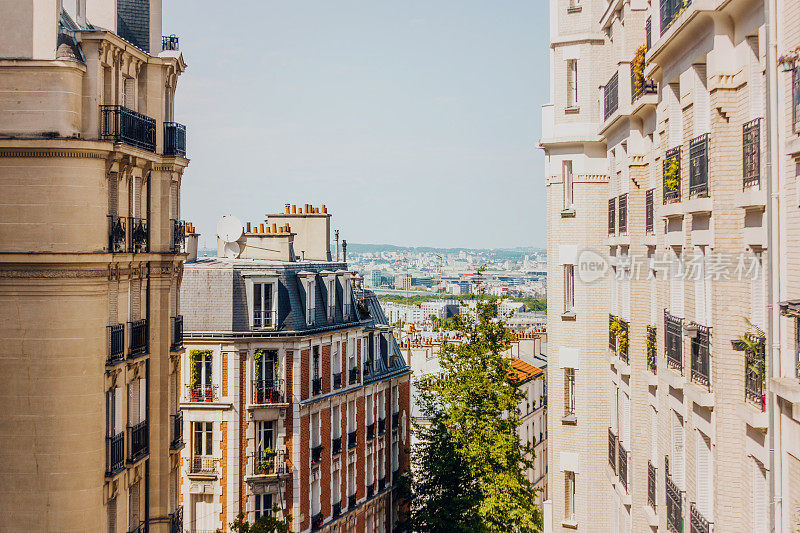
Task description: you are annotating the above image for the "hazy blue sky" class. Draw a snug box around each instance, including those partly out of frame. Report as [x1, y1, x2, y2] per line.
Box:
[164, 0, 549, 249]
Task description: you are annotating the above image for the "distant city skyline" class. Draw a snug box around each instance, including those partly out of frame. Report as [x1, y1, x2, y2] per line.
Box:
[165, 0, 549, 249]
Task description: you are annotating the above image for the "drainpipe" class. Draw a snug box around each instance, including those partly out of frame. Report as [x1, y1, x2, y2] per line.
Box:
[764, 0, 779, 530]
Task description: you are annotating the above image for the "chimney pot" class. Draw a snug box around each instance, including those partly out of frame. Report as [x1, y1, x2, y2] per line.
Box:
[321, 204, 327, 214]
[285, 204, 290, 214]
[266, 226, 271, 233]
[292, 205, 297, 214]
[246, 222, 252, 233]
[272, 223, 278, 233]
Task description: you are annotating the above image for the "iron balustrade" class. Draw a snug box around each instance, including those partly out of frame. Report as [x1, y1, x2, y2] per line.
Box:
[253, 379, 285, 404]
[108, 215, 127, 253]
[253, 309, 276, 329]
[171, 315, 183, 351]
[366, 422, 375, 441]
[311, 512, 324, 531]
[170, 219, 185, 253]
[646, 17, 652, 50]
[663, 147, 682, 204]
[332, 502, 341, 518]
[666, 457, 683, 533]
[187, 384, 219, 403]
[332, 436, 342, 455]
[169, 506, 183, 533]
[743, 118, 761, 188]
[647, 324, 658, 373]
[618, 194, 628, 234]
[608, 428, 617, 473]
[349, 367, 360, 385]
[744, 334, 766, 409]
[793, 68, 800, 134]
[128, 216, 149, 253]
[690, 325, 711, 388]
[378, 476, 386, 491]
[609, 315, 617, 351]
[129, 319, 149, 357]
[648, 461, 657, 510]
[348, 430, 358, 449]
[665, 311, 683, 372]
[252, 450, 289, 476]
[312, 378, 322, 396]
[631, 64, 657, 103]
[348, 494, 356, 510]
[106, 432, 125, 475]
[618, 317, 630, 364]
[392, 412, 399, 429]
[333, 372, 342, 389]
[689, 503, 710, 533]
[190, 456, 219, 475]
[378, 417, 386, 435]
[689, 133, 709, 198]
[604, 71, 619, 120]
[128, 521, 147, 533]
[163, 122, 186, 157]
[311, 445, 323, 466]
[661, 0, 692, 33]
[162, 34, 179, 50]
[646, 189, 655, 233]
[170, 413, 183, 449]
[108, 323, 125, 365]
[128, 420, 149, 462]
[618, 440, 628, 492]
[367, 483, 375, 499]
[608, 198, 616, 235]
[100, 105, 156, 152]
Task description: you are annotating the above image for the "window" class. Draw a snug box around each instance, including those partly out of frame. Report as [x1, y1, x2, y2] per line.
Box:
[565, 471, 576, 520]
[795, 319, 800, 378]
[305, 278, 316, 325]
[327, 278, 336, 321]
[696, 432, 713, 520]
[255, 349, 278, 383]
[566, 60, 578, 108]
[312, 345, 321, 395]
[793, 68, 800, 134]
[563, 160, 573, 210]
[191, 350, 212, 388]
[254, 493, 272, 520]
[564, 369, 576, 416]
[253, 282, 275, 328]
[564, 265, 575, 313]
[670, 411, 685, 488]
[193, 422, 213, 457]
[343, 280, 352, 319]
[256, 420, 275, 451]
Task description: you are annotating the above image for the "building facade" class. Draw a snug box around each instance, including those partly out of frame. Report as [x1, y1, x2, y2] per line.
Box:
[178, 207, 411, 533]
[543, 0, 800, 530]
[0, 1, 188, 531]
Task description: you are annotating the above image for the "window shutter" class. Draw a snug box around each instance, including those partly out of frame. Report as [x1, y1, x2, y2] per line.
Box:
[123, 78, 135, 110]
[129, 380, 139, 426]
[106, 391, 114, 437]
[650, 407, 658, 463]
[748, 37, 763, 120]
[622, 392, 630, 444]
[170, 182, 178, 220]
[139, 378, 147, 422]
[670, 250, 683, 317]
[671, 412, 685, 488]
[753, 459, 768, 533]
[694, 247, 706, 324]
[115, 387, 124, 434]
[129, 482, 140, 526]
[694, 65, 710, 134]
[751, 254, 766, 329]
[131, 280, 141, 321]
[622, 269, 631, 320]
[669, 84, 683, 147]
[108, 497, 117, 533]
[108, 173, 118, 216]
[696, 433, 712, 517]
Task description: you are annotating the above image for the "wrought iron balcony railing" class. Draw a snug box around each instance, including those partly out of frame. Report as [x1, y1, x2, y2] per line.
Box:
[106, 432, 125, 476]
[163, 122, 186, 157]
[253, 309, 276, 329]
[663, 147, 682, 204]
[631, 63, 657, 103]
[333, 372, 342, 389]
[332, 502, 341, 518]
[332, 436, 342, 455]
[648, 461, 657, 510]
[189, 456, 219, 475]
[666, 457, 683, 533]
[661, 0, 692, 33]
[665, 311, 683, 372]
[169, 506, 183, 533]
[349, 367, 360, 385]
[129, 318, 149, 357]
[128, 520, 147, 533]
[170, 219, 185, 253]
[100, 105, 156, 152]
[171, 315, 183, 351]
[743, 334, 766, 410]
[348, 430, 358, 449]
[689, 503, 711, 533]
[187, 384, 220, 403]
[252, 450, 290, 476]
[128, 420, 149, 462]
[253, 379, 285, 404]
[604, 71, 619, 120]
[689, 133, 709, 198]
[162, 34, 179, 50]
[608, 197, 616, 235]
[690, 324, 711, 388]
[364, 359, 374, 376]
[170, 412, 183, 450]
[108, 323, 125, 365]
[366, 422, 375, 441]
[311, 512, 324, 531]
[646, 188, 655, 233]
[366, 482, 375, 499]
[378, 476, 386, 491]
[609, 314, 617, 351]
[618, 193, 628, 234]
[128, 216, 149, 253]
[743, 118, 761, 189]
[618, 440, 628, 492]
[608, 428, 617, 473]
[348, 494, 356, 510]
[108, 215, 126, 253]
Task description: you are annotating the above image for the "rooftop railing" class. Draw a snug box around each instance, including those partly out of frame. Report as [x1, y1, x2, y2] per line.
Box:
[100, 105, 156, 152]
[162, 34, 179, 50]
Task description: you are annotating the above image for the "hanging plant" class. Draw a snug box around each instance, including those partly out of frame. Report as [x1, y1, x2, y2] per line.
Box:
[254, 348, 264, 379]
[665, 157, 681, 191]
[633, 45, 647, 91]
[733, 318, 766, 379]
[778, 48, 799, 72]
[646, 325, 657, 371]
[189, 349, 212, 386]
[609, 316, 629, 354]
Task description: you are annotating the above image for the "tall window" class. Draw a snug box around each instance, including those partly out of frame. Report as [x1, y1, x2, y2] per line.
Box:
[191, 350, 213, 388]
[670, 411, 685, 488]
[253, 282, 274, 328]
[327, 278, 336, 321]
[564, 264, 575, 313]
[696, 432, 713, 519]
[305, 279, 316, 325]
[256, 420, 275, 451]
[255, 349, 278, 383]
[565, 471, 576, 520]
[566, 60, 578, 108]
[254, 494, 272, 520]
[312, 346, 320, 387]
[343, 280, 352, 319]
[193, 422, 213, 457]
[564, 369, 576, 415]
[563, 160, 574, 210]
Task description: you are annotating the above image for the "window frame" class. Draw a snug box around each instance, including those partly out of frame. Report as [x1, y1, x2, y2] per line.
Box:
[564, 264, 575, 313]
[566, 59, 578, 108]
[252, 281, 277, 329]
[193, 421, 213, 457]
[563, 160, 574, 211]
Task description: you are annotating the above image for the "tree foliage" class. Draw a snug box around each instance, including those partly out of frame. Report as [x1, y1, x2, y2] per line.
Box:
[221, 509, 291, 533]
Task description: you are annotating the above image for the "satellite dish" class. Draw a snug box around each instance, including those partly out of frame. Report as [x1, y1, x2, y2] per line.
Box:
[223, 241, 241, 259]
[217, 215, 243, 243]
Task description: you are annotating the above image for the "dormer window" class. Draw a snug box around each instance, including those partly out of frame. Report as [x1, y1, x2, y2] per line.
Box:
[327, 278, 336, 322]
[305, 278, 316, 325]
[253, 282, 275, 329]
[342, 275, 353, 320]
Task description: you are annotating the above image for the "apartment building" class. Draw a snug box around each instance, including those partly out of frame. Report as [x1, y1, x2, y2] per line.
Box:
[543, 0, 800, 531]
[178, 206, 411, 533]
[0, 1, 188, 531]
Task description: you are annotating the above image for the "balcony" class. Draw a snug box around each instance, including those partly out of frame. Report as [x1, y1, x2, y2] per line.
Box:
[604, 71, 619, 120]
[129, 216, 149, 253]
[169, 506, 183, 533]
[312, 377, 322, 396]
[170, 315, 183, 351]
[690, 324, 711, 388]
[128, 420, 149, 462]
[618, 194, 628, 234]
[689, 503, 711, 533]
[366, 482, 375, 499]
[186, 384, 220, 403]
[108, 215, 127, 253]
[107, 323, 125, 365]
[106, 432, 125, 476]
[665, 311, 683, 372]
[647, 325, 658, 373]
[348, 367, 360, 385]
[348, 494, 356, 510]
[163, 122, 186, 157]
[663, 147, 682, 204]
[333, 372, 342, 389]
[660, 0, 692, 33]
[609, 315, 617, 351]
[128, 318, 149, 358]
[648, 461, 657, 510]
[170, 219, 185, 253]
[253, 379, 285, 404]
[253, 309, 276, 329]
[129, 521, 147, 533]
[378, 417, 386, 435]
[311, 444, 324, 466]
[646, 189, 655, 234]
[665, 458, 683, 533]
[378, 476, 386, 491]
[631, 63, 657, 103]
[189, 456, 219, 476]
[170, 412, 183, 450]
[618, 440, 628, 492]
[100, 105, 156, 152]
[348, 430, 358, 449]
[743, 118, 761, 189]
[311, 512, 324, 531]
[162, 34, 179, 50]
[608, 197, 616, 235]
[252, 450, 290, 476]
[332, 502, 341, 518]
[743, 334, 766, 410]
[332, 436, 342, 455]
[366, 422, 375, 441]
[392, 412, 399, 429]
[689, 133, 709, 198]
[608, 428, 617, 473]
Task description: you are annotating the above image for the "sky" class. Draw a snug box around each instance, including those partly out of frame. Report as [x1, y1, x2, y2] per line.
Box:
[164, 0, 550, 249]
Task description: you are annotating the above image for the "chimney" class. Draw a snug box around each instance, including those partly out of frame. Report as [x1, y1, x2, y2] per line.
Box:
[342, 239, 347, 262]
[285, 203, 290, 214]
[335, 230, 340, 261]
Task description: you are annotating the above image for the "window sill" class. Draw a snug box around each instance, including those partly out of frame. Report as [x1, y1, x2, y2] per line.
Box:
[561, 311, 576, 321]
[565, 106, 580, 114]
[562, 518, 579, 529]
[561, 207, 576, 218]
[561, 413, 577, 425]
[567, 5, 582, 13]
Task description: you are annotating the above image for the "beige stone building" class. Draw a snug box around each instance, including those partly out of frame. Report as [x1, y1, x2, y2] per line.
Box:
[0, 1, 188, 531]
[542, 0, 800, 531]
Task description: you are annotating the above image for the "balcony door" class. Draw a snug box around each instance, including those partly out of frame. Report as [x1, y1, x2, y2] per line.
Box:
[193, 421, 213, 472]
[253, 282, 274, 328]
[192, 351, 212, 389]
[256, 420, 275, 452]
[191, 494, 215, 532]
[256, 350, 278, 384]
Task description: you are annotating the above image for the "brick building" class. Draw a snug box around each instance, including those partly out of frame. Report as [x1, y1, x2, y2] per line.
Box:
[178, 205, 411, 533]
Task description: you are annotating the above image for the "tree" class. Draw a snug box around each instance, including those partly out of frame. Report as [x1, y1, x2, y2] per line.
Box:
[427, 295, 542, 533]
[221, 509, 292, 533]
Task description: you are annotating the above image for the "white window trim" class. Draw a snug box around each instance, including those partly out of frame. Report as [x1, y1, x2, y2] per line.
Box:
[243, 274, 279, 330]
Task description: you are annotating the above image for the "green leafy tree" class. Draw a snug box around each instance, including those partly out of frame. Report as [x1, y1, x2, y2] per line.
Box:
[220, 509, 291, 533]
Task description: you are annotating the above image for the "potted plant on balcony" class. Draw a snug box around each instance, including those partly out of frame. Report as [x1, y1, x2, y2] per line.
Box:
[665, 158, 680, 192]
[260, 447, 276, 474]
[633, 45, 647, 92]
[778, 48, 798, 72]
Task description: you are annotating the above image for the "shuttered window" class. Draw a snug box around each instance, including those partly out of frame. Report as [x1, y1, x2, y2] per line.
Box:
[693, 65, 710, 134]
[123, 78, 135, 110]
[129, 482, 140, 527]
[750, 252, 766, 329]
[566, 60, 578, 108]
[108, 497, 116, 533]
[650, 407, 658, 463]
[108, 173, 118, 216]
[670, 250, 684, 317]
[671, 411, 685, 488]
[621, 392, 630, 445]
[748, 36, 763, 120]
[668, 83, 683, 148]
[696, 432, 713, 518]
[693, 246, 706, 325]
